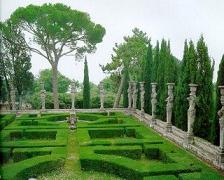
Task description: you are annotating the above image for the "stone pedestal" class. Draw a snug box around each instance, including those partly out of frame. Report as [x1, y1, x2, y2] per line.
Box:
[40, 81, 46, 112]
[99, 81, 105, 110]
[128, 82, 133, 111]
[132, 82, 137, 111]
[151, 83, 157, 126]
[185, 84, 198, 145]
[165, 83, 174, 133]
[218, 86, 224, 166]
[140, 82, 145, 117]
[70, 81, 76, 111]
[69, 111, 77, 130]
[10, 83, 16, 111]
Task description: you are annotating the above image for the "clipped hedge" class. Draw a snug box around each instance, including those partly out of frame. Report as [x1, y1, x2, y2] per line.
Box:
[0, 148, 11, 164]
[0, 114, 16, 130]
[88, 128, 125, 139]
[20, 120, 38, 126]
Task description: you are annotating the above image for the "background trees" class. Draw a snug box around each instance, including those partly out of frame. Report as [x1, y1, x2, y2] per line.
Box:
[10, 3, 105, 109]
[83, 56, 90, 108]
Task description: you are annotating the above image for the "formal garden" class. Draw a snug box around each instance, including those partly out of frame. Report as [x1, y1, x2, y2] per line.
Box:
[1, 2, 224, 180]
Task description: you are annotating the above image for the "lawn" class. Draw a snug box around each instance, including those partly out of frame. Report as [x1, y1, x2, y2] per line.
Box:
[0, 112, 223, 179]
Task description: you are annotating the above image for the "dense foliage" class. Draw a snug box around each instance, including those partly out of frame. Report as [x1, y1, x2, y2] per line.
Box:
[83, 57, 91, 108]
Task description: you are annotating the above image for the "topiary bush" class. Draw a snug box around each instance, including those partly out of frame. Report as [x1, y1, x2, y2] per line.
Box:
[10, 131, 57, 140]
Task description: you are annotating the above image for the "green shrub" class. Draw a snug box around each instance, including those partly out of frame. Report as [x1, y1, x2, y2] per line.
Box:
[20, 120, 38, 126]
[0, 114, 16, 130]
[88, 128, 125, 138]
[10, 131, 57, 140]
[0, 148, 11, 164]
[13, 150, 51, 162]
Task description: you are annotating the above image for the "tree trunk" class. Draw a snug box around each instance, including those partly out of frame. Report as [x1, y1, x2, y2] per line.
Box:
[113, 74, 125, 108]
[52, 64, 59, 109]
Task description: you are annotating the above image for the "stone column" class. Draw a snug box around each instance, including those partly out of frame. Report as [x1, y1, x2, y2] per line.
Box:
[132, 82, 137, 110]
[40, 81, 46, 111]
[99, 81, 105, 110]
[70, 81, 76, 110]
[151, 83, 157, 125]
[185, 84, 198, 144]
[10, 82, 16, 111]
[165, 83, 175, 133]
[140, 82, 145, 116]
[218, 86, 224, 165]
[128, 82, 133, 110]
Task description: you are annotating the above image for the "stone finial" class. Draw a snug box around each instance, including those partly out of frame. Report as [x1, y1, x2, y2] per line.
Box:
[151, 83, 157, 125]
[40, 81, 46, 111]
[99, 81, 105, 110]
[140, 82, 145, 114]
[132, 82, 138, 110]
[185, 84, 198, 144]
[70, 81, 76, 110]
[128, 81, 133, 110]
[165, 83, 175, 133]
[10, 81, 16, 111]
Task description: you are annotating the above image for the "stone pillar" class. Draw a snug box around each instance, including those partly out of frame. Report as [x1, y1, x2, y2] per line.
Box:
[70, 81, 76, 110]
[185, 84, 198, 145]
[10, 82, 16, 111]
[128, 82, 133, 110]
[140, 82, 145, 116]
[151, 83, 157, 125]
[218, 86, 224, 165]
[165, 83, 175, 133]
[132, 82, 137, 110]
[99, 81, 105, 110]
[40, 81, 46, 111]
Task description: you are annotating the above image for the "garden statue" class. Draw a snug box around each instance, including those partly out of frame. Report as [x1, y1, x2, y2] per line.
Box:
[185, 84, 198, 144]
[140, 82, 145, 116]
[99, 81, 105, 110]
[128, 82, 133, 110]
[218, 86, 224, 164]
[132, 82, 137, 110]
[165, 83, 175, 133]
[151, 83, 157, 125]
[10, 82, 16, 111]
[69, 111, 77, 130]
[70, 81, 76, 110]
[40, 81, 46, 111]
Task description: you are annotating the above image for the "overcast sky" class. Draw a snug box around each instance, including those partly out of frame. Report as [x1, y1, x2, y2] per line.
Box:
[1, 0, 224, 84]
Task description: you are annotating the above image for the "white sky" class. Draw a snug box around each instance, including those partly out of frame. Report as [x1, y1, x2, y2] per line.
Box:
[1, 0, 224, 84]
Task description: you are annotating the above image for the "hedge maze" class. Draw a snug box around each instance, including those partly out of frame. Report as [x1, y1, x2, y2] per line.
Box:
[0, 113, 68, 180]
[0, 112, 222, 179]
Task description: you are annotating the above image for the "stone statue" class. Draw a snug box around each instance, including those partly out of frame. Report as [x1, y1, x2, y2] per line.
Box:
[166, 83, 175, 133]
[99, 81, 105, 110]
[128, 82, 132, 110]
[151, 83, 157, 124]
[218, 86, 224, 158]
[40, 81, 46, 111]
[140, 82, 145, 114]
[70, 81, 76, 110]
[10, 82, 16, 111]
[132, 82, 137, 110]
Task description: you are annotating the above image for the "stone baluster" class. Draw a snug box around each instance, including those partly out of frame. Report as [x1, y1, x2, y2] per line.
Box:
[128, 82, 133, 110]
[185, 84, 198, 145]
[99, 81, 105, 110]
[40, 81, 46, 111]
[218, 86, 224, 165]
[151, 83, 157, 125]
[70, 81, 76, 110]
[132, 82, 137, 110]
[165, 83, 175, 133]
[10, 82, 16, 111]
[140, 82, 145, 116]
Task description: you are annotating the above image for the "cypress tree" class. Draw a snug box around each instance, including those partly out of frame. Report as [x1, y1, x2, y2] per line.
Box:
[193, 36, 213, 140]
[143, 41, 153, 113]
[152, 41, 160, 82]
[123, 66, 129, 108]
[83, 56, 90, 108]
[211, 55, 224, 145]
[174, 40, 197, 130]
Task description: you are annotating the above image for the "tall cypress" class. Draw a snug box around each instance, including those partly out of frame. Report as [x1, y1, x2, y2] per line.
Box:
[211, 55, 224, 145]
[83, 56, 90, 108]
[174, 40, 197, 130]
[123, 66, 129, 108]
[193, 36, 213, 140]
[143, 41, 153, 113]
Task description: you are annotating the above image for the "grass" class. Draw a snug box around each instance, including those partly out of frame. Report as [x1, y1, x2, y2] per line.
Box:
[0, 112, 223, 179]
